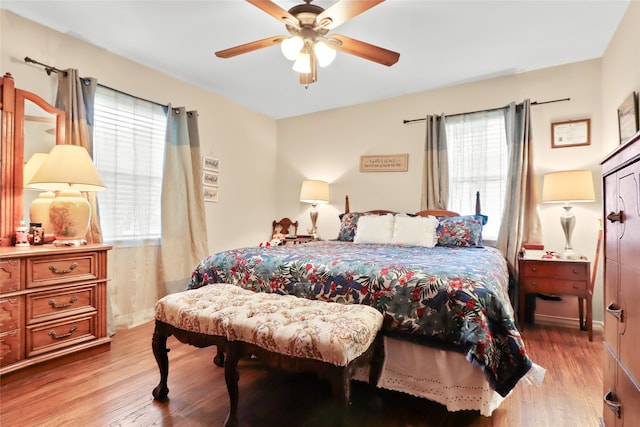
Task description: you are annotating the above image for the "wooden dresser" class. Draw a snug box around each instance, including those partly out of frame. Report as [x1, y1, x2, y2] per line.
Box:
[601, 131, 640, 426]
[0, 244, 111, 381]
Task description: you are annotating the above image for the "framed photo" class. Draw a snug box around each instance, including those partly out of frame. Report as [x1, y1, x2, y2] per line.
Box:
[360, 153, 408, 172]
[617, 92, 639, 144]
[203, 186, 218, 203]
[202, 171, 219, 187]
[202, 155, 219, 172]
[551, 119, 590, 148]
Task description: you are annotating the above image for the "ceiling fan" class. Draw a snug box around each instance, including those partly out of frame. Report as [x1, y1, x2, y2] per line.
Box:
[215, 0, 400, 85]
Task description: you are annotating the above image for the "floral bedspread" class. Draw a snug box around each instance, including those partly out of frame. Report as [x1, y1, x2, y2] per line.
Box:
[188, 241, 531, 396]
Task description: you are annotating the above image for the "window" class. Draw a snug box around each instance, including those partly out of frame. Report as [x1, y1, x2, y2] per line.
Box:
[93, 86, 167, 242]
[445, 109, 508, 241]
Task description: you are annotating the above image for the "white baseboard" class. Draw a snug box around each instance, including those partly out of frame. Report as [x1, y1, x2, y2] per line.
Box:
[534, 313, 603, 332]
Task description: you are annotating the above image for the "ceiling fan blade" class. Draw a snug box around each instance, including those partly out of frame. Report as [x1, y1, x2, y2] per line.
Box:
[316, 0, 385, 30]
[330, 34, 399, 66]
[247, 0, 299, 27]
[215, 36, 285, 58]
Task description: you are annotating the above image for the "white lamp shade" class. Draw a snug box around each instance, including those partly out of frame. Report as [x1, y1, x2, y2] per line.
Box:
[23, 152, 49, 188]
[314, 41, 336, 67]
[299, 180, 330, 204]
[28, 144, 105, 192]
[542, 170, 595, 203]
[281, 36, 303, 61]
[292, 52, 311, 74]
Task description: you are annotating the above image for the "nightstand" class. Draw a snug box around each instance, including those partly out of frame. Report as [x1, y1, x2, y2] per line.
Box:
[282, 236, 317, 245]
[518, 255, 592, 341]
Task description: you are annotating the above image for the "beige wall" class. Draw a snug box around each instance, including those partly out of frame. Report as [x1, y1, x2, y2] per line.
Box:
[1, 10, 278, 254]
[275, 3, 639, 326]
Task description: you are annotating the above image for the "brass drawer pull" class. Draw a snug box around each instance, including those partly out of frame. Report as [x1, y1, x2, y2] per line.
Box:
[48, 295, 78, 309]
[606, 211, 624, 223]
[48, 325, 78, 340]
[48, 262, 78, 275]
[531, 267, 537, 272]
[603, 391, 621, 418]
[606, 303, 623, 322]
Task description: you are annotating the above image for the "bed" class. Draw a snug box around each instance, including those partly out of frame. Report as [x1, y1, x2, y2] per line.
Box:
[187, 195, 543, 415]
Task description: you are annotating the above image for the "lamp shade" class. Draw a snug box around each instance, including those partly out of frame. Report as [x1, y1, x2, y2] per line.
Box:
[314, 41, 336, 67]
[28, 144, 105, 191]
[542, 170, 595, 203]
[299, 180, 329, 204]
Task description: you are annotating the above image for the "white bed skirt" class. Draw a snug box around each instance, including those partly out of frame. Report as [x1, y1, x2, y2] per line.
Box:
[355, 336, 513, 416]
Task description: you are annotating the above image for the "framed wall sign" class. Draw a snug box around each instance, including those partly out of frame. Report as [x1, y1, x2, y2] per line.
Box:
[203, 186, 218, 202]
[551, 119, 590, 148]
[202, 155, 219, 172]
[202, 171, 219, 187]
[617, 92, 639, 144]
[360, 153, 408, 172]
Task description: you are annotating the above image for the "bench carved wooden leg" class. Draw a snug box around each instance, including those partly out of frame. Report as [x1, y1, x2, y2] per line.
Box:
[152, 321, 171, 400]
[214, 344, 225, 367]
[223, 341, 241, 427]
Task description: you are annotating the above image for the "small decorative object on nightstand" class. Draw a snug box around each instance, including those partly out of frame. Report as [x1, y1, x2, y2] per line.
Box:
[518, 254, 592, 341]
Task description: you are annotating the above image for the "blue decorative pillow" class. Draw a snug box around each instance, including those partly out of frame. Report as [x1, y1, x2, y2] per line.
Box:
[337, 212, 362, 241]
[437, 215, 484, 247]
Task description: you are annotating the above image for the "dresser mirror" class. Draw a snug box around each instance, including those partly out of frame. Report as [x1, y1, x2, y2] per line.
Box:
[0, 73, 65, 246]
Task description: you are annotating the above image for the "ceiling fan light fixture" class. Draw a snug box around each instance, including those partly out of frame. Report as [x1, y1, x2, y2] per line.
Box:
[281, 36, 303, 61]
[292, 51, 311, 73]
[313, 41, 336, 67]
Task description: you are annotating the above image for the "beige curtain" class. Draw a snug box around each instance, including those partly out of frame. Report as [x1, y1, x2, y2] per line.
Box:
[421, 114, 449, 210]
[160, 107, 209, 295]
[496, 100, 542, 312]
[55, 69, 103, 243]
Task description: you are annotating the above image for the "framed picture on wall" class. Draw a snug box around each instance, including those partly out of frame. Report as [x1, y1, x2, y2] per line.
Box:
[203, 186, 218, 203]
[617, 92, 639, 144]
[202, 171, 219, 187]
[551, 119, 590, 148]
[202, 155, 219, 172]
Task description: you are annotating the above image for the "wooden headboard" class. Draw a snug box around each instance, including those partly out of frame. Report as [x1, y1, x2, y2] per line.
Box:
[344, 191, 482, 218]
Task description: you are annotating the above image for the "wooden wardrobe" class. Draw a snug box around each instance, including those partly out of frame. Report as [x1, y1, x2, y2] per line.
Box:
[601, 130, 640, 426]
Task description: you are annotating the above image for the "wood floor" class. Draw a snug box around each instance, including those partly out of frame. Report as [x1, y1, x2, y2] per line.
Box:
[1, 322, 603, 427]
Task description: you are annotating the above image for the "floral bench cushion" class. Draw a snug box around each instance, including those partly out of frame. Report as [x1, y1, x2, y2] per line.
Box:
[154, 283, 383, 367]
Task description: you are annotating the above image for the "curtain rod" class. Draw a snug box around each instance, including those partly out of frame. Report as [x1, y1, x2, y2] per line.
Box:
[24, 56, 68, 76]
[24, 56, 170, 109]
[402, 97, 571, 124]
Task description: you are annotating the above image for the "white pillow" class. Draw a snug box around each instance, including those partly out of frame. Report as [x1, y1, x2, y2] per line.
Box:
[353, 214, 394, 244]
[391, 215, 438, 247]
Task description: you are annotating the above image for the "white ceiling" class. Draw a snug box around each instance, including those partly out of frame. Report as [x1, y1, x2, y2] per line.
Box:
[2, 0, 631, 119]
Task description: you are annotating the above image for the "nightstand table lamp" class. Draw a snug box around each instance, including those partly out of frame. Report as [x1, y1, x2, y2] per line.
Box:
[542, 170, 595, 259]
[299, 180, 329, 238]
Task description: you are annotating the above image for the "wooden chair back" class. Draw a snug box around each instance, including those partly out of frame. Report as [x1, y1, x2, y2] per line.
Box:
[272, 218, 298, 238]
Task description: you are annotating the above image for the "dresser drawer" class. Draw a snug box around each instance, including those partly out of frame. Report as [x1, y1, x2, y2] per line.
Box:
[26, 253, 99, 288]
[0, 259, 21, 293]
[26, 285, 97, 325]
[520, 260, 588, 280]
[0, 297, 24, 333]
[26, 314, 97, 357]
[520, 277, 588, 296]
[0, 329, 24, 366]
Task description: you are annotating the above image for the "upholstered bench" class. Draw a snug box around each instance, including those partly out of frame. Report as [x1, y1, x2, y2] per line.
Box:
[151, 283, 384, 427]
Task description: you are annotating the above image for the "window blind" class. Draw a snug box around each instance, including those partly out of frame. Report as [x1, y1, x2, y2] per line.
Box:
[445, 109, 508, 241]
[93, 86, 167, 242]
